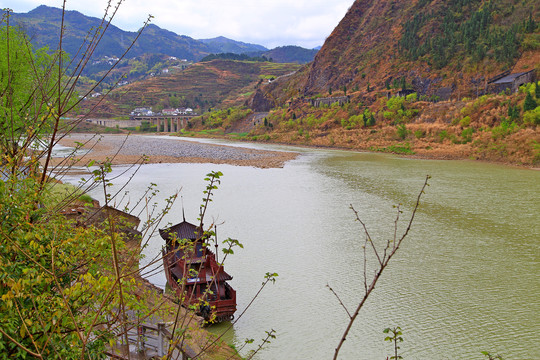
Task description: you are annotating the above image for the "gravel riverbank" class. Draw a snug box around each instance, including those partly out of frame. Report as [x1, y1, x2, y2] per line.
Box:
[53, 134, 298, 168]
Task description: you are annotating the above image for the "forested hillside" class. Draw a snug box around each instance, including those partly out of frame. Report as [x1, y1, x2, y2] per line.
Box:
[198, 36, 268, 54]
[258, 0, 539, 101]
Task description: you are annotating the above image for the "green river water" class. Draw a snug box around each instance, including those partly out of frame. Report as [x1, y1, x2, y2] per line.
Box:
[65, 137, 539, 359]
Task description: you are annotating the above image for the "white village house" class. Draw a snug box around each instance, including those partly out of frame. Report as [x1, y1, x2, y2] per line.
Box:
[130, 107, 154, 116]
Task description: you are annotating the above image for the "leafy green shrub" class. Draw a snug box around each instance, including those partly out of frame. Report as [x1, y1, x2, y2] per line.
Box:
[519, 81, 536, 94]
[341, 109, 376, 129]
[405, 92, 417, 102]
[386, 96, 406, 111]
[78, 194, 95, 204]
[438, 130, 449, 142]
[384, 96, 418, 123]
[461, 95, 490, 117]
[200, 107, 253, 129]
[414, 130, 425, 139]
[461, 128, 474, 143]
[459, 116, 471, 127]
[491, 119, 518, 139]
[140, 121, 157, 132]
[342, 114, 363, 129]
[396, 124, 409, 140]
[523, 106, 540, 125]
[305, 114, 319, 128]
[532, 141, 540, 164]
[384, 327, 404, 360]
[383, 111, 395, 120]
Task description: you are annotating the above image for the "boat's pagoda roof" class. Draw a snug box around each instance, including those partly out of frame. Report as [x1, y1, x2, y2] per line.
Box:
[159, 220, 203, 244]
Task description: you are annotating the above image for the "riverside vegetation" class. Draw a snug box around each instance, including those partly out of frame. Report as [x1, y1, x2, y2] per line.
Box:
[183, 83, 540, 167]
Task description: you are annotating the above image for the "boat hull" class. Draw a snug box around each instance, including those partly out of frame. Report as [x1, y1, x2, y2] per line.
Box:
[162, 248, 237, 322]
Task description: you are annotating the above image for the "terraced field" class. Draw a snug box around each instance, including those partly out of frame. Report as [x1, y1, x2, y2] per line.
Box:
[79, 60, 301, 117]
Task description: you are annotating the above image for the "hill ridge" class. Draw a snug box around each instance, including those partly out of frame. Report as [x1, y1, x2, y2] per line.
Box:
[256, 0, 539, 102]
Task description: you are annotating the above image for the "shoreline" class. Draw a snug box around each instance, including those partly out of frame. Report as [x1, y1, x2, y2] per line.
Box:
[217, 136, 540, 171]
[53, 132, 539, 171]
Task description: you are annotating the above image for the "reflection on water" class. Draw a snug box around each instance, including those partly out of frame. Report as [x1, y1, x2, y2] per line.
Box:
[61, 138, 540, 360]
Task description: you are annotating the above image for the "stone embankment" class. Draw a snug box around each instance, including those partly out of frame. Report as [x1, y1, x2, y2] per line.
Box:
[55, 133, 298, 168]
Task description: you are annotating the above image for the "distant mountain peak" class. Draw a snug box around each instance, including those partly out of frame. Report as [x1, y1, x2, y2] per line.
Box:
[28, 4, 55, 12]
[198, 36, 268, 54]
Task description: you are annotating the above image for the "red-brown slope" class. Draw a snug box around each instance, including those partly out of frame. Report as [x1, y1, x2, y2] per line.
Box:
[305, 0, 408, 94]
[263, 0, 539, 103]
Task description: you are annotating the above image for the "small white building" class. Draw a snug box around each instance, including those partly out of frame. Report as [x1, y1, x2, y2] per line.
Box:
[130, 107, 154, 116]
[162, 108, 178, 115]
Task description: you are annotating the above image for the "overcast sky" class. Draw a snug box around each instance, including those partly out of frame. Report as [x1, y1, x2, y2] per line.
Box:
[2, 0, 353, 49]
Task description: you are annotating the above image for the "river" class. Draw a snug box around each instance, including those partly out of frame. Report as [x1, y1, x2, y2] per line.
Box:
[62, 136, 540, 359]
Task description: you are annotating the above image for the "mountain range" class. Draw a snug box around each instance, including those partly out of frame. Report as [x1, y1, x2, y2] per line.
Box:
[9, 5, 318, 63]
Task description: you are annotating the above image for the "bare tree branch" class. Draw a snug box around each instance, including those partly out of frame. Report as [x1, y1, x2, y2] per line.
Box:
[332, 175, 430, 359]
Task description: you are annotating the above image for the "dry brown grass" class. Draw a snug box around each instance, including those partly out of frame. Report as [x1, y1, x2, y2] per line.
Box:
[251, 89, 540, 167]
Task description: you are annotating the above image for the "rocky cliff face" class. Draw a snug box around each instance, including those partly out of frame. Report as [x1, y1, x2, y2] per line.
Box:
[304, 0, 396, 94]
[246, 89, 275, 112]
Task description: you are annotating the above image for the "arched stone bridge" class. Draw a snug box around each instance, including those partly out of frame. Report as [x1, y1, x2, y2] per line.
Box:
[130, 115, 198, 132]
[84, 115, 198, 132]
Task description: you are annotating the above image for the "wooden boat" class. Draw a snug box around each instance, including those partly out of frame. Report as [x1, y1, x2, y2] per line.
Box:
[160, 219, 237, 322]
